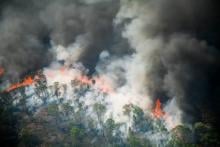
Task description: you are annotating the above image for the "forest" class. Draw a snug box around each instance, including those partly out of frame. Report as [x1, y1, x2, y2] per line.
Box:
[0, 72, 219, 147]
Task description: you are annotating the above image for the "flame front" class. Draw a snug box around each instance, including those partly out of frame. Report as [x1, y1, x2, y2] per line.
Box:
[5, 76, 36, 92]
[152, 99, 165, 118]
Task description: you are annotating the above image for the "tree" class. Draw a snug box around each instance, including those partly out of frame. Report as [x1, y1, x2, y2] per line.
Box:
[194, 122, 220, 146]
[168, 125, 194, 147]
[132, 105, 146, 132]
[127, 129, 152, 147]
[0, 93, 20, 146]
[93, 103, 108, 145]
[19, 128, 41, 147]
[93, 103, 106, 124]
[104, 118, 122, 145]
[123, 104, 133, 133]
[70, 126, 85, 146]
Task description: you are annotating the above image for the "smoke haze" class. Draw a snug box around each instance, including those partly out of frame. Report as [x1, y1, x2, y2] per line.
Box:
[0, 0, 220, 133]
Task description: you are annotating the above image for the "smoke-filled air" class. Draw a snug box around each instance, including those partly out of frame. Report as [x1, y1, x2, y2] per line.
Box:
[0, 0, 220, 146]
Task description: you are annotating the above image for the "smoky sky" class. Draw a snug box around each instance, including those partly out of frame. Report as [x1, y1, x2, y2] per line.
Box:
[0, 0, 220, 128]
[0, 0, 120, 79]
[121, 0, 220, 125]
[160, 0, 220, 124]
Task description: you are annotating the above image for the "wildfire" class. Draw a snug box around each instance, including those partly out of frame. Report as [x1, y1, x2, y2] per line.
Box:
[0, 67, 4, 77]
[76, 75, 113, 94]
[152, 99, 165, 118]
[5, 76, 36, 92]
[44, 67, 114, 94]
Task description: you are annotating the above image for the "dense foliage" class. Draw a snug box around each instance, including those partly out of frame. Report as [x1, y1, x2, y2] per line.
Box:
[0, 76, 219, 147]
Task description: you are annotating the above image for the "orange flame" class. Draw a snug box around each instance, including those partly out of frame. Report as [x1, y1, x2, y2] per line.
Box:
[0, 67, 4, 77]
[152, 99, 165, 118]
[5, 76, 36, 92]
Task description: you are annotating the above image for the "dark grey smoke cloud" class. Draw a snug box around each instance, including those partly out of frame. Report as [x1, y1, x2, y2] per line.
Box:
[40, 0, 119, 74]
[117, 0, 220, 125]
[149, 0, 220, 124]
[0, 0, 120, 79]
[161, 35, 220, 123]
[0, 1, 52, 80]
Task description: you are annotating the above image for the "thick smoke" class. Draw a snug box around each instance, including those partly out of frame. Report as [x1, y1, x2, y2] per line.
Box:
[115, 0, 220, 125]
[0, 0, 220, 130]
[40, 0, 120, 73]
[0, 1, 52, 80]
[0, 0, 120, 80]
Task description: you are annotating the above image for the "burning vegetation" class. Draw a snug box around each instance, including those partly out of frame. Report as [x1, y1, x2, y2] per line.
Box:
[152, 99, 165, 119]
[0, 0, 219, 146]
[0, 73, 219, 146]
[5, 76, 37, 92]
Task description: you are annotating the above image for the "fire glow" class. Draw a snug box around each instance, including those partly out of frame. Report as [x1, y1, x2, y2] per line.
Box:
[45, 67, 114, 94]
[5, 76, 36, 92]
[152, 99, 165, 118]
[76, 75, 113, 94]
